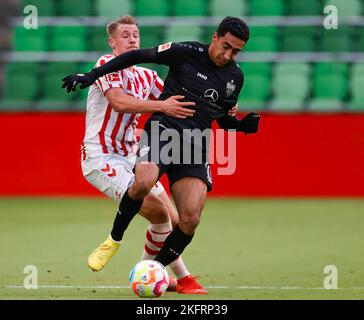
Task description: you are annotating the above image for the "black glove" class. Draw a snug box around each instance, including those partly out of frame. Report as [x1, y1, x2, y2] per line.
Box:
[61, 68, 99, 93]
[239, 112, 260, 134]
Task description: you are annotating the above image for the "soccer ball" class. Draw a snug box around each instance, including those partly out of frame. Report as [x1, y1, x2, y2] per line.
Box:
[129, 260, 169, 298]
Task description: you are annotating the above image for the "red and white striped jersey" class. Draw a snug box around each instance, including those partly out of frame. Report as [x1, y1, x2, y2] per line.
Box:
[83, 54, 164, 158]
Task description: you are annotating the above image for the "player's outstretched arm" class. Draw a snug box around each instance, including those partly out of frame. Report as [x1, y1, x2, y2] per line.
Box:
[106, 89, 195, 119]
[217, 112, 260, 134]
[61, 48, 160, 93]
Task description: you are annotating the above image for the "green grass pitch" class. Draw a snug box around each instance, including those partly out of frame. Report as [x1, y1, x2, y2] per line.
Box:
[1, 197, 364, 300]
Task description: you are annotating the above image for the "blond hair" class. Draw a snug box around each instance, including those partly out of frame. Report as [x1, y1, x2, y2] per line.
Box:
[107, 15, 139, 37]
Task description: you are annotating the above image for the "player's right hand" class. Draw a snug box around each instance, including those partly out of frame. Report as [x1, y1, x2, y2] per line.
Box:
[239, 112, 260, 134]
[62, 69, 98, 92]
[161, 95, 196, 119]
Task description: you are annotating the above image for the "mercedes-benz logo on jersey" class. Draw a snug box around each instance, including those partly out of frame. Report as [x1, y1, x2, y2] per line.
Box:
[204, 89, 219, 103]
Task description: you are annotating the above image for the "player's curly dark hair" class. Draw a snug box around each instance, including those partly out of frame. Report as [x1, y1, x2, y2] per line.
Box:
[216, 16, 250, 42]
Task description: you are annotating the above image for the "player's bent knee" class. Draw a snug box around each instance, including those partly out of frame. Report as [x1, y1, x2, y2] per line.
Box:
[130, 178, 155, 199]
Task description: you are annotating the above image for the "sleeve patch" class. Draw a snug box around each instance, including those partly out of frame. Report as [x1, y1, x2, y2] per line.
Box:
[158, 42, 172, 52]
[107, 73, 121, 82]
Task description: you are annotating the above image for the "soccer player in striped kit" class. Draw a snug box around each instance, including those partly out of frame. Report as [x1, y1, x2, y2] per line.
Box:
[81, 15, 208, 294]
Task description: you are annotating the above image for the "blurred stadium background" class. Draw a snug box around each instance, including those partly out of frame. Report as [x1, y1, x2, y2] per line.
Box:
[1, 0, 364, 110]
[1, 0, 364, 300]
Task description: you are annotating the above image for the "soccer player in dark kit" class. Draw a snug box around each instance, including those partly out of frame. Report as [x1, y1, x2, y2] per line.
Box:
[62, 16, 260, 293]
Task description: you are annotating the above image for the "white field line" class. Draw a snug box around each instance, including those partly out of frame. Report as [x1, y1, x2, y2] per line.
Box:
[4, 285, 364, 290]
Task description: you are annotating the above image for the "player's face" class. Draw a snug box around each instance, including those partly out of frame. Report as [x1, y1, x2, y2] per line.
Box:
[210, 32, 245, 67]
[109, 24, 140, 55]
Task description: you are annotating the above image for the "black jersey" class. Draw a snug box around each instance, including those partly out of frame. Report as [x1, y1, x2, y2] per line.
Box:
[149, 41, 244, 132]
[90, 40, 244, 147]
[92, 41, 244, 133]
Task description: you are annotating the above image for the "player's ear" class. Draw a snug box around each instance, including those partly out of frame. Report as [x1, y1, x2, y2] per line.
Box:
[108, 37, 115, 50]
[212, 32, 219, 44]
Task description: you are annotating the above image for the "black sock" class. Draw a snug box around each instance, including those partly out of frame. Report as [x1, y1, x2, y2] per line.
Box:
[154, 224, 194, 266]
[110, 190, 143, 242]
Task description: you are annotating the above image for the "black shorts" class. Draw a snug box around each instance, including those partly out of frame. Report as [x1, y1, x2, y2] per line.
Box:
[137, 120, 213, 192]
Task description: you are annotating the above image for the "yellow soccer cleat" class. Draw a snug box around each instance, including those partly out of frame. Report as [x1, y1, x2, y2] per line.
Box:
[88, 236, 120, 272]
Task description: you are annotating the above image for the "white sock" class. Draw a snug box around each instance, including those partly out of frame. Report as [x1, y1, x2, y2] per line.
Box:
[140, 222, 191, 279]
[169, 256, 190, 279]
[141, 221, 172, 260]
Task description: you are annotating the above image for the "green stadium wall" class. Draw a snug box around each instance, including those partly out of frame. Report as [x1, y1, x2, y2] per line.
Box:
[0, 112, 363, 197]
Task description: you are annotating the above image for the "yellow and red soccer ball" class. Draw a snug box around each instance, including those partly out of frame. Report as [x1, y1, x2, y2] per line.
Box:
[129, 260, 169, 298]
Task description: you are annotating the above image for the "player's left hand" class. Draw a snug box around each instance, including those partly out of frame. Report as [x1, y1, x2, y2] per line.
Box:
[228, 104, 238, 117]
[239, 112, 260, 134]
[62, 69, 99, 93]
